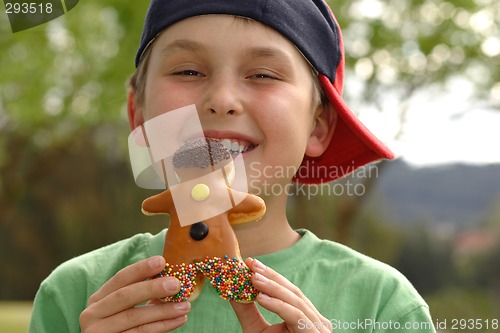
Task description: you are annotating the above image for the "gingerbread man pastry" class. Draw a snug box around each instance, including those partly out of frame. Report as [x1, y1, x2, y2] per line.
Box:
[141, 138, 266, 302]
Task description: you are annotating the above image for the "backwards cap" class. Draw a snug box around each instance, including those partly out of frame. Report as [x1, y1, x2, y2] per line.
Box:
[135, 0, 394, 184]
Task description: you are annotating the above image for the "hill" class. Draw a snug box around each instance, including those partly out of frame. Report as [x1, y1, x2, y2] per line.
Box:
[367, 159, 500, 229]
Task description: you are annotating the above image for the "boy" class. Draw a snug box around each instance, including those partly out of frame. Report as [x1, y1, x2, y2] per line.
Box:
[30, 0, 435, 332]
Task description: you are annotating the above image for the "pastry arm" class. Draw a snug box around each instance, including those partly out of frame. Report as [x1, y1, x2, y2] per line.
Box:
[228, 191, 266, 225]
[141, 189, 173, 215]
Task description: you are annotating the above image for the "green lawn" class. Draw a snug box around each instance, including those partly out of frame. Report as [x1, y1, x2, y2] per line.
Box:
[0, 301, 32, 333]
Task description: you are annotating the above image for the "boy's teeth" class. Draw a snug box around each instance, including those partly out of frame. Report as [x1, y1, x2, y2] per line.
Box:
[220, 139, 232, 151]
[209, 138, 252, 154]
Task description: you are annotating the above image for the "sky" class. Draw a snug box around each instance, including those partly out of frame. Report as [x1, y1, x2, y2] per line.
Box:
[393, 108, 500, 167]
[348, 0, 500, 168]
[358, 83, 500, 167]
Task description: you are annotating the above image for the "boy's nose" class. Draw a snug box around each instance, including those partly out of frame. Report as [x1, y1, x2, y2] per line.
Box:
[202, 77, 242, 116]
[209, 108, 236, 115]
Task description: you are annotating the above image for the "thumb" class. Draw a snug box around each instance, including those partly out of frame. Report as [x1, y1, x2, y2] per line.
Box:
[230, 301, 270, 333]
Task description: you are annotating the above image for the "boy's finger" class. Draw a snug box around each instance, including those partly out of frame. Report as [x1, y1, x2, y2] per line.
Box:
[255, 293, 329, 333]
[230, 301, 270, 333]
[247, 258, 323, 325]
[88, 256, 166, 305]
[247, 257, 309, 301]
[80, 277, 181, 328]
[104, 301, 191, 332]
[96, 277, 180, 318]
[122, 315, 188, 333]
[254, 293, 307, 331]
[251, 272, 322, 329]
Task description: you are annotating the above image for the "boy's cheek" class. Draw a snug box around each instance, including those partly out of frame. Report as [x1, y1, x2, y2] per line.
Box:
[245, 163, 297, 194]
[145, 86, 200, 119]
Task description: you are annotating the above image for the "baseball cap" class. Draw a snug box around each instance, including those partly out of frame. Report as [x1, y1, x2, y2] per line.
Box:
[135, 0, 394, 184]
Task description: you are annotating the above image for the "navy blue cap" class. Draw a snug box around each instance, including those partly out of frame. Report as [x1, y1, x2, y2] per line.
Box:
[134, 0, 394, 184]
[135, 0, 341, 84]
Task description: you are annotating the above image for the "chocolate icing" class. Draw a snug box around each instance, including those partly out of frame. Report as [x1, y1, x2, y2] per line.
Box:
[172, 138, 231, 169]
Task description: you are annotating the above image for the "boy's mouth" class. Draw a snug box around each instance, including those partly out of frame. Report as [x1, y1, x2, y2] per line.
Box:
[207, 138, 257, 157]
[181, 130, 259, 158]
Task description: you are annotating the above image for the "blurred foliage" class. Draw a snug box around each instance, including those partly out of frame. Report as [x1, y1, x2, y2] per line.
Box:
[0, 125, 166, 299]
[426, 288, 500, 331]
[0, 1, 499, 329]
[332, 0, 500, 112]
[0, 0, 149, 132]
[351, 211, 500, 330]
[394, 226, 456, 294]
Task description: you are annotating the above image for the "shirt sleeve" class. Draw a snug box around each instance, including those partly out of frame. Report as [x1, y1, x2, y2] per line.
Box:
[29, 283, 74, 333]
[28, 232, 162, 333]
[391, 305, 436, 333]
[28, 256, 95, 332]
[363, 260, 436, 333]
[372, 272, 436, 333]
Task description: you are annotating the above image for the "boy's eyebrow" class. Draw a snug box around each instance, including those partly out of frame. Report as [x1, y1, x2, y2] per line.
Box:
[160, 40, 292, 64]
[247, 47, 292, 64]
[160, 39, 206, 57]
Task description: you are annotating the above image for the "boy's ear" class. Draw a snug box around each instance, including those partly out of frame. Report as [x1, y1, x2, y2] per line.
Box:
[305, 103, 337, 158]
[127, 91, 144, 130]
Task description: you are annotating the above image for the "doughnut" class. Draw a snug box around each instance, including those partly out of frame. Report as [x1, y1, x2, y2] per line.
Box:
[142, 138, 266, 302]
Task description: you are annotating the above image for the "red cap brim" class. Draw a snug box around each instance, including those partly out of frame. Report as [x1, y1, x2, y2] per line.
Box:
[293, 75, 394, 184]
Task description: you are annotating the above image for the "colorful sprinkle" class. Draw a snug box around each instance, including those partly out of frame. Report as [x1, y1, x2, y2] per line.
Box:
[154, 262, 197, 302]
[197, 257, 257, 302]
[152, 256, 257, 302]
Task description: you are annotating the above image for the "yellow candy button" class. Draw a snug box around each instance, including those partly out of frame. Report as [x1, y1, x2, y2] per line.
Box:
[191, 183, 210, 201]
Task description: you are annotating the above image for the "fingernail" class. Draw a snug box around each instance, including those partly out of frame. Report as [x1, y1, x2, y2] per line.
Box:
[258, 293, 270, 300]
[173, 315, 187, 323]
[175, 301, 191, 311]
[164, 278, 180, 291]
[149, 256, 163, 269]
[252, 259, 266, 271]
[253, 272, 269, 283]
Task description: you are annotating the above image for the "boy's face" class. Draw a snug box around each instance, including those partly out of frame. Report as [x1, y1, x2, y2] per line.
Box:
[132, 15, 331, 191]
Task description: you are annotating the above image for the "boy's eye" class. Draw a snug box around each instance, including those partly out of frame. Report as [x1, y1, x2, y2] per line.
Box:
[173, 70, 203, 77]
[252, 73, 274, 79]
[248, 72, 280, 80]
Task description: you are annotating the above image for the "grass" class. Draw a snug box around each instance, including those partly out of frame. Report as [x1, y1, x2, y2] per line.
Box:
[0, 301, 32, 333]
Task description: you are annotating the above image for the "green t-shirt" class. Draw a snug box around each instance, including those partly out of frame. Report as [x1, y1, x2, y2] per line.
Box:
[29, 229, 435, 332]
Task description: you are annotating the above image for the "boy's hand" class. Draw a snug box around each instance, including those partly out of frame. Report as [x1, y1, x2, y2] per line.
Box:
[231, 258, 332, 333]
[80, 256, 191, 333]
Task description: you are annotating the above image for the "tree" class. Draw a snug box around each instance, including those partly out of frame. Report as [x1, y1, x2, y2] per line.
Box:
[1, 0, 499, 298]
[0, 0, 154, 299]
[289, 0, 500, 243]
